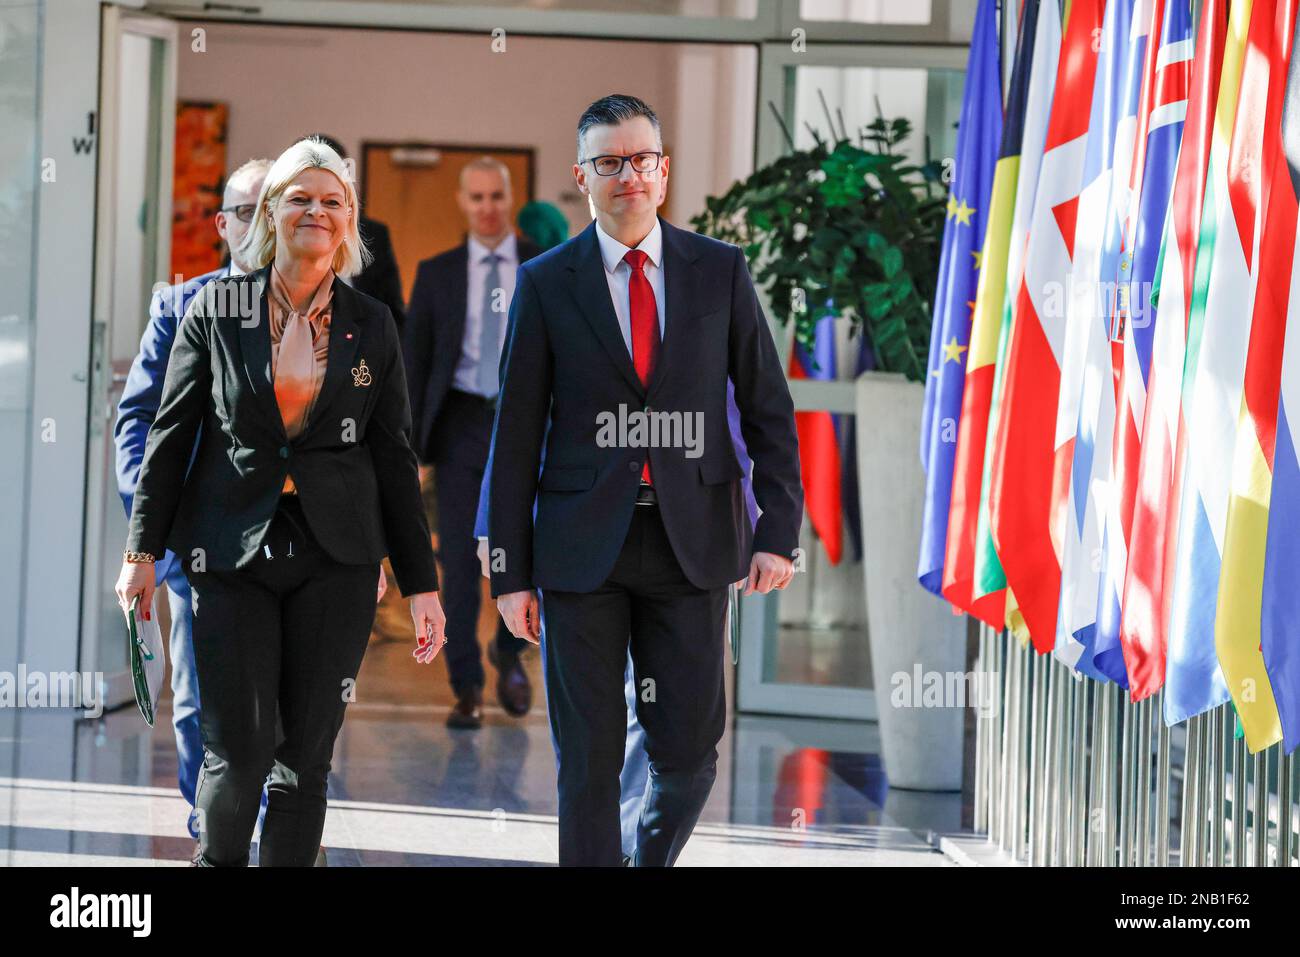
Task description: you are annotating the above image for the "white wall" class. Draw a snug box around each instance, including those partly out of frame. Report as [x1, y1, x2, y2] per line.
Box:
[175, 22, 757, 238]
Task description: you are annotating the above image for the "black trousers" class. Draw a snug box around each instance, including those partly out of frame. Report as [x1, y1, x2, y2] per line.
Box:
[540, 504, 728, 867]
[184, 494, 380, 866]
[430, 390, 524, 696]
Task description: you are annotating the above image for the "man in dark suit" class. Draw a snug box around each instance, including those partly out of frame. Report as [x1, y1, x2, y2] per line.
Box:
[312, 134, 407, 329]
[489, 94, 804, 866]
[405, 157, 541, 728]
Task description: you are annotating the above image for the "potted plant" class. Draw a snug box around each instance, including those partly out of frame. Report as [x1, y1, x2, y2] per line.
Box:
[693, 109, 967, 791]
[691, 111, 945, 380]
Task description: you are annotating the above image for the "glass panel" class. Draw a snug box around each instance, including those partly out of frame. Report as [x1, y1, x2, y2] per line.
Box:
[788, 62, 963, 169]
[764, 482, 871, 691]
[321, 0, 760, 17]
[799, 0, 933, 25]
[89, 31, 169, 684]
[745, 62, 963, 706]
[0, 0, 42, 756]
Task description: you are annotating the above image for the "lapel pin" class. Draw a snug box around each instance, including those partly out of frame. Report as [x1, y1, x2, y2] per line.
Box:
[352, 357, 372, 387]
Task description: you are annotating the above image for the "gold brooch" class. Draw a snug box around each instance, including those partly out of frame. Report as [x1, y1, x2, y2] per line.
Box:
[352, 358, 372, 387]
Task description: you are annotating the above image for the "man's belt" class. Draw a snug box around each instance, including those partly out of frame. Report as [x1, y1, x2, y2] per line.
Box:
[635, 483, 658, 507]
[448, 388, 498, 413]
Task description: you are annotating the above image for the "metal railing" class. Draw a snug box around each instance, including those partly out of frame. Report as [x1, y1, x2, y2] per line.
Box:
[972, 624, 1297, 866]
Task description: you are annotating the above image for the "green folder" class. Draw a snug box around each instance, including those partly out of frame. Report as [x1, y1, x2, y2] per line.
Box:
[126, 594, 163, 727]
[728, 583, 740, 665]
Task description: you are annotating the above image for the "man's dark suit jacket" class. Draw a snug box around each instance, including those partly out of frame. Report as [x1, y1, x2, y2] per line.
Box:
[125, 265, 438, 597]
[488, 217, 803, 597]
[354, 216, 406, 329]
[402, 237, 542, 463]
[115, 266, 226, 586]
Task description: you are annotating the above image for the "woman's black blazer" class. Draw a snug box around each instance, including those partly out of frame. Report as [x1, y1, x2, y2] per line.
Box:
[126, 264, 438, 596]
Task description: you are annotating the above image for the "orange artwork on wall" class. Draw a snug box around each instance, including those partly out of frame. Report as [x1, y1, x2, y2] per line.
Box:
[170, 101, 228, 280]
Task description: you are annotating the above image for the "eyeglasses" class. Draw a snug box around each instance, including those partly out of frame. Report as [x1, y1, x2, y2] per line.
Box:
[220, 204, 256, 224]
[581, 151, 663, 177]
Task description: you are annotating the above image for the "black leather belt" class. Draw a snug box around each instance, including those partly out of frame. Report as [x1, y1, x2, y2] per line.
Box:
[449, 388, 498, 414]
[635, 483, 658, 507]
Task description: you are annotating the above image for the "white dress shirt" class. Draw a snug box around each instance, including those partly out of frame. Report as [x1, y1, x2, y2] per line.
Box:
[594, 217, 666, 356]
[454, 232, 520, 394]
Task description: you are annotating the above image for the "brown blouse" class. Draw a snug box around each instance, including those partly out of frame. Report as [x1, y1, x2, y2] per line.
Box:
[268, 265, 334, 493]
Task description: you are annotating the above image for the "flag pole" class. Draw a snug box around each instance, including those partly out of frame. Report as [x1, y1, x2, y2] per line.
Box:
[1181, 715, 1201, 865]
[1050, 662, 1066, 864]
[1041, 660, 1054, 865]
[1072, 675, 1088, 866]
[1013, 639, 1024, 863]
[1104, 683, 1120, 865]
[975, 625, 988, 835]
[1026, 650, 1041, 863]
[1197, 712, 1213, 865]
[1057, 666, 1072, 864]
[1278, 751, 1292, 866]
[1233, 728, 1248, 864]
[1252, 748, 1268, 865]
[1119, 693, 1135, 866]
[995, 630, 1011, 851]
[1137, 696, 1152, 866]
[999, 631, 1015, 855]
[1089, 677, 1106, 865]
[1155, 692, 1171, 866]
[1211, 708, 1226, 866]
[1032, 652, 1050, 864]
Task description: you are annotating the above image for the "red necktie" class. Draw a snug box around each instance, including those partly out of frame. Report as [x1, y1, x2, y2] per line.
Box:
[624, 249, 660, 486]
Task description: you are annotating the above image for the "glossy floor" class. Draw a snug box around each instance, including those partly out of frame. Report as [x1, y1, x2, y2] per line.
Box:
[0, 572, 960, 867]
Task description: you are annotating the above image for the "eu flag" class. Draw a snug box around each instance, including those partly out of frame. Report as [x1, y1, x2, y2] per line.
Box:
[918, 0, 1002, 596]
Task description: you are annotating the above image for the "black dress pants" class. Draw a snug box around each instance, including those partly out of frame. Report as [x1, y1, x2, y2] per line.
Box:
[430, 390, 525, 697]
[184, 494, 380, 866]
[540, 503, 728, 867]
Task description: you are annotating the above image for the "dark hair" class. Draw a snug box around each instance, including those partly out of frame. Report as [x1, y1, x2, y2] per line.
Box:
[304, 133, 348, 159]
[576, 94, 661, 161]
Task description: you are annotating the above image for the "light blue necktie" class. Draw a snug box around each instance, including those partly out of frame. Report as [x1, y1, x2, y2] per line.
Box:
[477, 252, 503, 397]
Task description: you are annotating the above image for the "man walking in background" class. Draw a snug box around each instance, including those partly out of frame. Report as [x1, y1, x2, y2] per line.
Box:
[405, 158, 541, 729]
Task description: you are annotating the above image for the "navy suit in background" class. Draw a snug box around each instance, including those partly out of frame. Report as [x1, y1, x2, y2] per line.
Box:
[114, 266, 230, 839]
[353, 217, 406, 331]
[404, 238, 541, 701]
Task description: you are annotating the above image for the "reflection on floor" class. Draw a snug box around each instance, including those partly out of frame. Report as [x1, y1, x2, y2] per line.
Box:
[0, 564, 959, 867]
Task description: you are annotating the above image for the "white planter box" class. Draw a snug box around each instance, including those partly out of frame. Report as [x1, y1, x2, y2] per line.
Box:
[856, 371, 966, 791]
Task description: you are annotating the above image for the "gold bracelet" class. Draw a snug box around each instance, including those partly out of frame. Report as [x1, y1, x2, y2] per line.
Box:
[124, 550, 156, 564]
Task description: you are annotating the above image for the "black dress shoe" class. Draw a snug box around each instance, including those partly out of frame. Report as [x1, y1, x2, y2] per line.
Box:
[488, 645, 532, 718]
[447, 688, 483, 729]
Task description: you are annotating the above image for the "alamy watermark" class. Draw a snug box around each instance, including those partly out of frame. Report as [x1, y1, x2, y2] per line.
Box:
[595, 403, 704, 458]
[890, 665, 998, 719]
[0, 666, 104, 718]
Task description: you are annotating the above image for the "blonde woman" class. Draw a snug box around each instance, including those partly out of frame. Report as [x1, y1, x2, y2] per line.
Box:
[116, 138, 445, 866]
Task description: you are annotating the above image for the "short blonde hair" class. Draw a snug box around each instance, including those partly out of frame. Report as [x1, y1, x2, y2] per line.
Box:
[459, 156, 512, 191]
[224, 157, 273, 200]
[238, 137, 370, 278]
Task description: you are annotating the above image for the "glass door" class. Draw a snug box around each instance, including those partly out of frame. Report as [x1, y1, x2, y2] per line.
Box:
[736, 38, 966, 720]
[82, 6, 178, 711]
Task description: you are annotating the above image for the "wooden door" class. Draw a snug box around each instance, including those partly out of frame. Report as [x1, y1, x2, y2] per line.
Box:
[361, 143, 534, 305]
